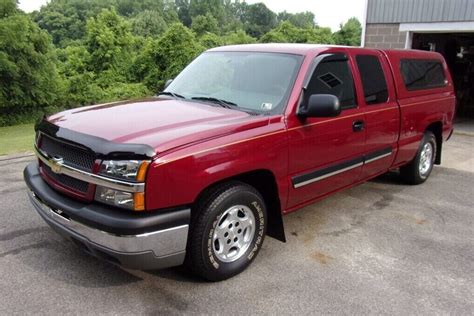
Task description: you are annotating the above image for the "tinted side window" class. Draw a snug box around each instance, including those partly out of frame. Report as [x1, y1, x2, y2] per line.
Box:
[306, 54, 357, 110]
[356, 55, 388, 105]
[400, 59, 446, 91]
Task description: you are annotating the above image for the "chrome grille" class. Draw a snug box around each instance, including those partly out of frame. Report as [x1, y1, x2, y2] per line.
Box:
[42, 164, 89, 193]
[39, 134, 95, 171]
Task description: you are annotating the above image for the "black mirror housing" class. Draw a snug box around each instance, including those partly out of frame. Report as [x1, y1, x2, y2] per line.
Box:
[298, 94, 341, 118]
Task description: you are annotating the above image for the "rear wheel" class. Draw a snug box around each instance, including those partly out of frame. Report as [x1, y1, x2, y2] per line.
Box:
[185, 182, 267, 281]
[400, 131, 437, 184]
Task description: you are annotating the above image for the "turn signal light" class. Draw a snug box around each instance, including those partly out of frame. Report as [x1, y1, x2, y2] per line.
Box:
[133, 192, 145, 211]
[136, 161, 150, 182]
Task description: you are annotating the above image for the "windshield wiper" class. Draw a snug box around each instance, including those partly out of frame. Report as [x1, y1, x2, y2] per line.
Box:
[191, 97, 238, 109]
[157, 91, 186, 99]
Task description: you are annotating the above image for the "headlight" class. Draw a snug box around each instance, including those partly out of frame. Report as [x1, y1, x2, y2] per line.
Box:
[95, 160, 149, 211]
[99, 160, 150, 182]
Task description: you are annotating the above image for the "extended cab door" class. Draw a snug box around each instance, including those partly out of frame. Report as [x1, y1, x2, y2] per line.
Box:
[286, 49, 366, 209]
[350, 49, 399, 179]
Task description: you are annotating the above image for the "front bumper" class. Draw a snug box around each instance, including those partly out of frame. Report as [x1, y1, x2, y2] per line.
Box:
[24, 162, 190, 270]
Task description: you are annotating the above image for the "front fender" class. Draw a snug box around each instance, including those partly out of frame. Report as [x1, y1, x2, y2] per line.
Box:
[145, 124, 289, 211]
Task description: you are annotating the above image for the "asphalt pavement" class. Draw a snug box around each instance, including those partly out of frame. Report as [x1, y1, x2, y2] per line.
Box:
[0, 134, 473, 315]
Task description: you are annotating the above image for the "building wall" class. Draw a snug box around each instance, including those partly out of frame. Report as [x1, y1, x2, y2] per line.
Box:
[364, 23, 407, 49]
[367, 0, 474, 24]
[364, 0, 474, 49]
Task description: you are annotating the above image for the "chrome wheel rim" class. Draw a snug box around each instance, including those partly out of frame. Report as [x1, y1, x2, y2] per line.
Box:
[212, 205, 256, 263]
[419, 142, 433, 176]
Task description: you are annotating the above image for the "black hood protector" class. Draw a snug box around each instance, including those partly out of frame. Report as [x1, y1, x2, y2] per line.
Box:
[36, 118, 156, 160]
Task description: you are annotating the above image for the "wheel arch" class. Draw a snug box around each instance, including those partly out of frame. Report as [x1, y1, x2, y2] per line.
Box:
[193, 169, 286, 242]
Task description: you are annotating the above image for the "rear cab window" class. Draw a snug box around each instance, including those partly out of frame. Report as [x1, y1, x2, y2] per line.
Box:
[382, 50, 453, 100]
[400, 59, 447, 91]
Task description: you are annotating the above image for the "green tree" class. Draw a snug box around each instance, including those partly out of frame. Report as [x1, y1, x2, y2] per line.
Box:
[260, 21, 305, 43]
[241, 2, 277, 38]
[56, 44, 91, 77]
[54, 8, 150, 107]
[130, 10, 168, 38]
[33, 0, 111, 46]
[189, 0, 225, 26]
[136, 23, 205, 91]
[334, 17, 362, 46]
[258, 29, 287, 43]
[175, 0, 192, 26]
[55, 45, 100, 106]
[199, 32, 223, 48]
[0, 0, 17, 17]
[0, 0, 63, 125]
[310, 27, 335, 44]
[260, 21, 334, 44]
[220, 0, 243, 33]
[225, 0, 246, 21]
[163, 1, 180, 24]
[277, 11, 315, 29]
[85, 8, 133, 73]
[155, 23, 204, 82]
[191, 13, 218, 36]
[222, 29, 256, 45]
[33, 0, 169, 46]
[113, 0, 166, 17]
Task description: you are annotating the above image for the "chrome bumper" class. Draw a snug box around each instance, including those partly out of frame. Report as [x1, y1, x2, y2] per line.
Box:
[28, 190, 189, 270]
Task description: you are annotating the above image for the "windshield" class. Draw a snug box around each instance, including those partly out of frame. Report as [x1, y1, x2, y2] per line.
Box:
[165, 51, 303, 114]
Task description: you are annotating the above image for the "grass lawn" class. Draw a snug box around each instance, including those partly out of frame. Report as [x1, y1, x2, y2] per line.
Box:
[0, 123, 35, 156]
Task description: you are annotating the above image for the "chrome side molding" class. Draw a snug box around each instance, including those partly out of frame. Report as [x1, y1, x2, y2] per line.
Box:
[292, 147, 393, 189]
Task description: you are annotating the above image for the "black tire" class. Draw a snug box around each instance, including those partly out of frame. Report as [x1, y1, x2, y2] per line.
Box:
[400, 131, 437, 185]
[185, 181, 267, 281]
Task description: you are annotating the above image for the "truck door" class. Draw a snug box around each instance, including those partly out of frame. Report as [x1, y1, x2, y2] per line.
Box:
[286, 50, 366, 209]
[351, 50, 399, 179]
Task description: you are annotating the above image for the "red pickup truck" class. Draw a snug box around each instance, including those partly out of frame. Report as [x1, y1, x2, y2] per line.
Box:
[24, 44, 455, 281]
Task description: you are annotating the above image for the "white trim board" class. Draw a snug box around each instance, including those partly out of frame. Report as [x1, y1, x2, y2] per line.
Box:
[399, 22, 474, 33]
[361, 0, 369, 47]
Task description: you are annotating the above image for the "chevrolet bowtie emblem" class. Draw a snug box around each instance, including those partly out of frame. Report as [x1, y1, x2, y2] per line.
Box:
[49, 157, 64, 174]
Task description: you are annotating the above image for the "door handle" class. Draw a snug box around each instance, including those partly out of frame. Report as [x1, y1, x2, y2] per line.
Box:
[352, 120, 365, 132]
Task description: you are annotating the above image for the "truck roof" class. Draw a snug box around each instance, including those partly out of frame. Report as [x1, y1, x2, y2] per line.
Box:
[208, 43, 444, 60]
[209, 43, 348, 55]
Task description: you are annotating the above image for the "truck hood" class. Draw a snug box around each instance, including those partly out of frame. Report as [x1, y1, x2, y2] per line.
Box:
[47, 98, 269, 154]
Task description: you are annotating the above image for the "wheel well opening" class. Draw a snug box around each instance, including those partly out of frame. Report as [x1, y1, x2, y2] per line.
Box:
[426, 122, 443, 165]
[194, 170, 286, 242]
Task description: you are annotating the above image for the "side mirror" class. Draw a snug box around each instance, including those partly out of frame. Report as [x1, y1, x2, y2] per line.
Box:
[298, 94, 341, 118]
[164, 79, 173, 90]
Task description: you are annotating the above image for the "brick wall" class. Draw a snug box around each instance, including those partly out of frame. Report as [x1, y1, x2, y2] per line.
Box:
[364, 23, 407, 49]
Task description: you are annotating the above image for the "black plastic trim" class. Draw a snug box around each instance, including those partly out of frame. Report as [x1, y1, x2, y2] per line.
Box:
[364, 147, 392, 162]
[36, 119, 155, 160]
[292, 156, 364, 187]
[24, 162, 189, 235]
[292, 146, 392, 187]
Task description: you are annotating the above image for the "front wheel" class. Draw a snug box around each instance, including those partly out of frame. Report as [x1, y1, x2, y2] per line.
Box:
[400, 131, 437, 184]
[185, 182, 267, 281]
